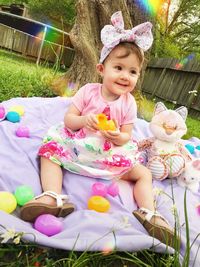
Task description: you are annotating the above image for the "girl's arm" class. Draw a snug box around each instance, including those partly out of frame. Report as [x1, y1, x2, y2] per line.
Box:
[101, 123, 133, 146]
[64, 104, 98, 131]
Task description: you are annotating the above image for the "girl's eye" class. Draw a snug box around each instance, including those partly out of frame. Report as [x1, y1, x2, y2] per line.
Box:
[115, 66, 122, 70]
[131, 70, 137, 75]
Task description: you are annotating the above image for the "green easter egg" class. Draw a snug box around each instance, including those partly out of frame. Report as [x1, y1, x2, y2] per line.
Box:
[14, 185, 34, 206]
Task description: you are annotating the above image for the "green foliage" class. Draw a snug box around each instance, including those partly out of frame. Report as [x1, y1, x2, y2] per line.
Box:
[0, 0, 27, 4]
[27, 0, 76, 27]
[152, 0, 200, 59]
[0, 0, 75, 28]
[153, 33, 183, 58]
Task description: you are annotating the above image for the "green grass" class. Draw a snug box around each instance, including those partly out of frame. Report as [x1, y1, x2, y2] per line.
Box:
[0, 243, 179, 267]
[0, 49, 61, 102]
[0, 49, 199, 266]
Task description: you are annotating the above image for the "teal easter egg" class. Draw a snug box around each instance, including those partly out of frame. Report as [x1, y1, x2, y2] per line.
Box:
[14, 185, 34, 206]
[185, 144, 195, 154]
[6, 111, 20, 123]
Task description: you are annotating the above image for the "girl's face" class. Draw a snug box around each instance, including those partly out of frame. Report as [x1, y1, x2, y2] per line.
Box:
[97, 46, 141, 101]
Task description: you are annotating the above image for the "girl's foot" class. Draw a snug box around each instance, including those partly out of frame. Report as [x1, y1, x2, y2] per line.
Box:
[20, 191, 75, 222]
[133, 208, 180, 248]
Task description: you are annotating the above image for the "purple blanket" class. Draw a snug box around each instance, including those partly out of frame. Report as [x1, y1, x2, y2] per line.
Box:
[0, 97, 200, 266]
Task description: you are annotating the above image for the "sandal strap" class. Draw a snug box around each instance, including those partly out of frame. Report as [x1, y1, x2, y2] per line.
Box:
[35, 191, 69, 208]
[139, 207, 170, 225]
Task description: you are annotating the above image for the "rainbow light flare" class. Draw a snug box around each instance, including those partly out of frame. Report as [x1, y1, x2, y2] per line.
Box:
[175, 53, 195, 70]
[102, 240, 115, 255]
[35, 30, 44, 42]
[135, 0, 168, 16]
[62, 82, 76, 97]
[35, 26, 60, 44]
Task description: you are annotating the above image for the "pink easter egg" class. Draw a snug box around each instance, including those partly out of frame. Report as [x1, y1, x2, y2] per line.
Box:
[107, 182, 119, 197]
[16, 125, 30, 138]
[197, 204, 200, 216]
[34, 214, 63, 236]
[0, 105, 6, 121]
[91, 182, 107, 197]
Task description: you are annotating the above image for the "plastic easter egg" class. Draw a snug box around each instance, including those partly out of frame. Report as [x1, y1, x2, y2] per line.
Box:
[16, 125, 30, 138]
[14, 185, 34, 206]
[9, 105, 25, 116]
[6, 111, 20, 123]
[196, 204, 200, 216]
[88, 196, 110, 212]
[185, 144, 195, 154]
[107, 182, 119, 197]
[0, 105, 6, 121]
[34, 214, 63, 236]
[0, 192, 17, 213]
[196, 146, 200, 151]
[91, 182, 107, 197]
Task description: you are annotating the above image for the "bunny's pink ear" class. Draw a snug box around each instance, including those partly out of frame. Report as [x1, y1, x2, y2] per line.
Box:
[192, 159, 200, 171]
[154, 102, 167, 115]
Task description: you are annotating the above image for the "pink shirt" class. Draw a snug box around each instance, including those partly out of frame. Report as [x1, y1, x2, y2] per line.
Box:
[72, 83, 137, 127]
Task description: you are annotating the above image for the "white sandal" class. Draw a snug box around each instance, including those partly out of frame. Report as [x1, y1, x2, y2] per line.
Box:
[20, 191, 75, 222]
[133, 208, 180, 248]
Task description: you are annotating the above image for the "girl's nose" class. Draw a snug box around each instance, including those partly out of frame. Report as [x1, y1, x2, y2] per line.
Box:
[120, 72, 129, 80]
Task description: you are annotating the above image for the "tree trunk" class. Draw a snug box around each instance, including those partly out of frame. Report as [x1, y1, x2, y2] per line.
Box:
[53, 0, 150, 95]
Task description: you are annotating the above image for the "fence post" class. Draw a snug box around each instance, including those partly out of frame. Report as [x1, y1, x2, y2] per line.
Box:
[36, 26, 47, 66]
[187, 77, 200, 110]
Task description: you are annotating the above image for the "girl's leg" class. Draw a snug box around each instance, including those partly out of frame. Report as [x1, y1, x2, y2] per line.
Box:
[122, 164, 174, 231]
[37, 157, 63, 206]
[122, 164, 178, 249]
[122, 164, 154, 211]
[20, 157, 75, 222]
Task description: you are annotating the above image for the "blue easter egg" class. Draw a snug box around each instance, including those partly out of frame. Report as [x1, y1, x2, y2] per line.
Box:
[185, 143, 195, 154]
[196, 145, 200, 151]
[6, 111, 20, 123]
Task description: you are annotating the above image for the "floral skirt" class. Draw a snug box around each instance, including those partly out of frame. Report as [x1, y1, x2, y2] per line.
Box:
[38, 123, 139, 180]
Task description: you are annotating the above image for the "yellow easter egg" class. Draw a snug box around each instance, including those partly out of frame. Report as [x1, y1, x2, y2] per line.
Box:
[0, 192, 17, 213]
[88, 196, 110, 212]
[9, 105, 25, 116]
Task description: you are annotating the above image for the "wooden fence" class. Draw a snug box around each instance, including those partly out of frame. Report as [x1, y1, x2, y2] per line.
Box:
[0, 23, 74, 67]
[142, 58, 200, 118]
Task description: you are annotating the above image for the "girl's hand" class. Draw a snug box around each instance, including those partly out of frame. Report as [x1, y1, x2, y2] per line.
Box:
[84, 114, 99, 132]
[100, 120, 131, 146]
[101, 129, 121, 142]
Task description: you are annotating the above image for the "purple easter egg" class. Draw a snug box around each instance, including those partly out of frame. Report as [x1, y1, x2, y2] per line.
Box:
[107, 182, 119, 197]
[91, 182, 107, 197]
[16, 125, 30, 138]
[34, 214, 63, 236]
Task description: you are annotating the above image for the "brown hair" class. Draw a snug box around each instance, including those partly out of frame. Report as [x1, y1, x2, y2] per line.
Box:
[104, 42, 144, 67]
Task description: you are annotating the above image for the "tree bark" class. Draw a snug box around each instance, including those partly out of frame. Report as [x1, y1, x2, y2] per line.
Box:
[53, 0, 150, 95]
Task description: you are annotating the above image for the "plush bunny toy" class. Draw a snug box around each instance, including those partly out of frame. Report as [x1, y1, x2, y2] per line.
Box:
[177, 159, 200, 193]
[140, 102, 192, 180]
